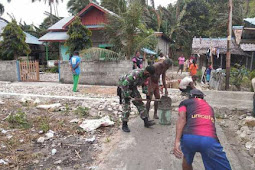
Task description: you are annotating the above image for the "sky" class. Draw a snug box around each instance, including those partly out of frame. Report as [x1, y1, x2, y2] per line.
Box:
[1, 0, 177, 26]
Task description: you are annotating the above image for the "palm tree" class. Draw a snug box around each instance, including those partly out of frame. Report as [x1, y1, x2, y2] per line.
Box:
[67, 0, 98, 15]
[31, 0, 63, 24]
[245, 0, 250, 16]
[0, 0, 11, 16]
[0, 4, 4, 16]
[104, 1, 157, 59]
[101, 0, 127, 15]
[150, 0, 155, 9]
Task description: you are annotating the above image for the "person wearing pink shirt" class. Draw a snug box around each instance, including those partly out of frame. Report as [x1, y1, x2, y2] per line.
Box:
[177, 55, 185, 74]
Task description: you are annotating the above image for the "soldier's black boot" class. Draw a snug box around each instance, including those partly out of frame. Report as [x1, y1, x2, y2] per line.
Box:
[143, 117, 155, 128]
[122, 121, 130, 132]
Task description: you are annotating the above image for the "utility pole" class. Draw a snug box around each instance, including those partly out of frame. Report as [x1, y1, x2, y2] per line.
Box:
[226, 0, 233, 90]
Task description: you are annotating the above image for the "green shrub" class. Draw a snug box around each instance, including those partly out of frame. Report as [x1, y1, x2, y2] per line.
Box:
[75, 107, 89, 117]
[7, 110, 30, 129]
[39, 117, 50, 133]
[230, 64, 250, 90]
[249, 70, 255, 80]
[173, 60, 179, 66]
[196, 69, 203, 81]
[48, 66, 58, 73]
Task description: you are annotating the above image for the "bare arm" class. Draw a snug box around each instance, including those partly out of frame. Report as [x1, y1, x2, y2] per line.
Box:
[174, 111, 187, 159]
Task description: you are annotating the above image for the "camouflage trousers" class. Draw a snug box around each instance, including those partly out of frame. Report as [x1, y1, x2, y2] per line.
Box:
[121, 87, 148, 122]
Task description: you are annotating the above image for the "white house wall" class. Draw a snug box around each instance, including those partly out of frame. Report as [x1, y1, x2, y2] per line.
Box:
[156, 37, 169, 57]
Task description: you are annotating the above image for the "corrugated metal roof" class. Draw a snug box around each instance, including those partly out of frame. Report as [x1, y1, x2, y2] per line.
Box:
[142, 48, 157, 55]
[39, 32, 69, 41]
[86, 25, 104, 29]
[244, 18, 255, 26]
[24, 32, 42, 45]
[233, 26, 244, 30]
[192, 38, 248, 56]
[0, 18, 42, 45]
[48, 16, 74, 30]
[240, 44, 255, 51]
[0, 18, 8, 41]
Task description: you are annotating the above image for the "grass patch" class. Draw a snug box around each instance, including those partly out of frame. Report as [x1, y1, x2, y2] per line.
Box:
[61, 104, 71, 115]
[7, 110, 31, 129]
[38, 117, 50, 133]
[75, 107, 89, 117]
[105, 137, 111, 143]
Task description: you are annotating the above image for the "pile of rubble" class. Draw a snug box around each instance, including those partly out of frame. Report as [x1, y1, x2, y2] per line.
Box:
[0, 96, 121, 169]
[216, 108, 255, 160]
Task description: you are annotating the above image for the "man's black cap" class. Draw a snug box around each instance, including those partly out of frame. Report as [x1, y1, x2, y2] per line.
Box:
[189, 89, 205, 99]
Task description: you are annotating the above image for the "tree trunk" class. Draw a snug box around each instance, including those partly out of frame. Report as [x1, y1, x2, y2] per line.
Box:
[150, 0, 155, 9]
[176, 0, 181, 20]
[50, 3, 53, 25]
[245, 0, 250, 16]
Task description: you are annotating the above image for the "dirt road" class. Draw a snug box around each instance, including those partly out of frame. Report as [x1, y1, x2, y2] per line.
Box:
[96, 111, 254, 170]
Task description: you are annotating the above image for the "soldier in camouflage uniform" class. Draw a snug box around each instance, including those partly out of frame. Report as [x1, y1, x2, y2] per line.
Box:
[118, 66, 156, 132]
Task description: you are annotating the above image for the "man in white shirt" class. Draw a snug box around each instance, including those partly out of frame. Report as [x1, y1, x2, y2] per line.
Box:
[179, 75, 197, 94]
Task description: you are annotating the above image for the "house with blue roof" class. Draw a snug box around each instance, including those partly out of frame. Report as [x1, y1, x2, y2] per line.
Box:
[0, 17, 44, 61]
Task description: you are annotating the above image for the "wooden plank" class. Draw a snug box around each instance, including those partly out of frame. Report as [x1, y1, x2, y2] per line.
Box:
[19, 61, 40, 82]
[36, 61, 39, 81]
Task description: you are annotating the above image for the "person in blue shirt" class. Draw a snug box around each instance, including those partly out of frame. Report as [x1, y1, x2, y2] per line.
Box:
[206, 63, 212, 82]
[69, 51, 81, 92]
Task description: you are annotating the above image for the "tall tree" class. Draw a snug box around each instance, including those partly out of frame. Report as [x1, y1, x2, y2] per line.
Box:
[65, 17, 92, 54]
[31, 0, 63, 24]
[0, 4, 4, 16]
[101, 0, 127, 15]
[67, 0, 98, 15]
[0, 20, 31, 60]
[0, 0, 11, 16]
[104, 1, 156, 58]
[150, 0, 155, 9]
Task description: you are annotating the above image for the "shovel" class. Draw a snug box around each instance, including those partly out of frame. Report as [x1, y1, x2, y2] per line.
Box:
[132, 98, 161, 102]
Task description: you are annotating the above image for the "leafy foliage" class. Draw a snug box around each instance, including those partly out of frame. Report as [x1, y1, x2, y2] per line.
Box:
[65, 17, 92, 54]
[0, 20, 31, 60]
[0, 3, 4, 16]
[67, 0, 98, 15]
[230, 64, 251, 90]
[0, 0, 11, 16]
[101, 0, 127, 15]
[80, 47, 122, 61]
[7, 110, 31, 129]
[38, 116, 50, 133]
[104, 1, 157, 59]
[245, 0, 255, 17]
[32, 0, 63, 25]
[75, 107, 89, 117]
